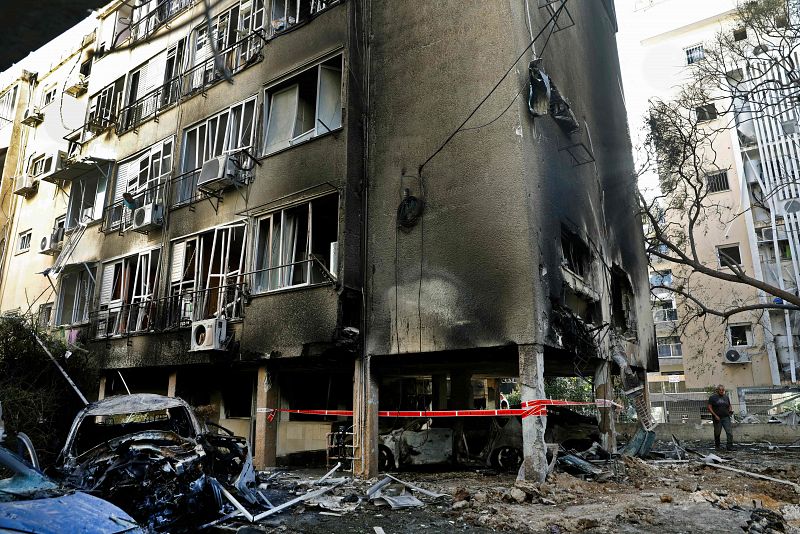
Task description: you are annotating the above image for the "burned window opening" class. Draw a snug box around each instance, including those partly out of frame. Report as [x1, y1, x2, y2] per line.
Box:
[561, 227, 591, 278]
[611, 266, 637, 333]
[56, 266, 96, 326]
[527, 61, 579, 134]
[550, 304, 599, 361]
[66, 170, 108, 230]
[95, 249, 162, 337]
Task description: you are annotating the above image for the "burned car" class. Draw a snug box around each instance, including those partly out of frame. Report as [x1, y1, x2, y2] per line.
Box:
[55, 394, 257, 532]
[0, 443, 143, 534]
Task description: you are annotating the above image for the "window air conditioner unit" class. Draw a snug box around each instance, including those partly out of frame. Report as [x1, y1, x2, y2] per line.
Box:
[21, 107, 44, 126]
[197, 155, 244, 192]
[64, 75, 88, 98]
[39, 228, 65, 255]
[760, 228, 774, 241]
[132, 202, 164, 232]
[12, 174, 38, 197]
[39, 151, 68, 184]
[723, 347, 751, 364]
[190, 317, 227, 351]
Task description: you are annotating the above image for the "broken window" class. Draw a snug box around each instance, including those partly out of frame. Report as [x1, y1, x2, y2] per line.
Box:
[87, 77, 125, 134]
[168, 224, 247, 325]
[80, 58, 93, 78]
[17, 230, 31, 253]
[270, 0, 336, 32]
[733, 27, 747, 41]
[611, 267, 636, 331]
[263, 55, 342, 154]
[37, 302, 54, 329]
[652, 298, 677, 322]
[0, 86, 17, 128]
[728, 323, 753, 347]
[706, 171, 729, 193]
[56, 266, 96, 326]
[684, 44, 704, 65]
[253, 194, 338, 292]
[108, 137, 173, 230]
[66, 170, 108, 229]
[130, 0, 193, 42]
[696, 104, 718, 122]
[717, 244, 742, 267]
[656, 336, 682, 358]
[29, 154, 54, 177]
[96, 249, 161, 337]
[560, 227, 591, 278]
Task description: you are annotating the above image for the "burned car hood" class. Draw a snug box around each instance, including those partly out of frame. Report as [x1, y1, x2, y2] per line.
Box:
[71, 429, 201, 463]
[0, 489, 142, 534]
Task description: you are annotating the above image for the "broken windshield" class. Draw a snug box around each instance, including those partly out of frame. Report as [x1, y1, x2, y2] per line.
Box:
[72, 406, 197, 456]
[0, 447, 61, 502]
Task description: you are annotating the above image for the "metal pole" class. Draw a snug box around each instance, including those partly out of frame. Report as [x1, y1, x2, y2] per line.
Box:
[34, 335, 88, 406]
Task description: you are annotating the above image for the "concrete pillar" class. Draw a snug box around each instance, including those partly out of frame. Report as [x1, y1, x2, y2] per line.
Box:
[98, 375, 106, 401]
[354, 355, 379, 477]
[449, 370, 472, 409]
[432, 374, 448, 410]
[254, 366, 279, 469]
[594, 360, 616, 452]
[518, 344, 548, 482]
[167, 371, 177, 398]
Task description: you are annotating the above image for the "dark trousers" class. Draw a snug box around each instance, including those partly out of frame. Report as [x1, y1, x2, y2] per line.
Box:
[713, 416, 733, 448]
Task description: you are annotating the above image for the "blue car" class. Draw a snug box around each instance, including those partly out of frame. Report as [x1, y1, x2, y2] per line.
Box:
[0, 445, 143, 534]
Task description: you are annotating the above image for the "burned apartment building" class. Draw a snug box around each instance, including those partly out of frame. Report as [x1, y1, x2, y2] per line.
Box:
[0, 0, 654, 479]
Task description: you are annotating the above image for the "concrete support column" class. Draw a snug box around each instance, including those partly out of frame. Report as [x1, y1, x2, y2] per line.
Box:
[167, 371, 177, 398]
[98, 375, 106, 401]
[449, 370, 472, 409]
[432, 374, 448, 410]
[518, 344, 548, 482]
[354, 355, 379, 478]
[254, 366, 279, 469]
[593, 360, 616, 452]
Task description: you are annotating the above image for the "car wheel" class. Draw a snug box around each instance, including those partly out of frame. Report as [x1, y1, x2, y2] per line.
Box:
[492, 446, 523, 471]
[379, 445, 395, 472]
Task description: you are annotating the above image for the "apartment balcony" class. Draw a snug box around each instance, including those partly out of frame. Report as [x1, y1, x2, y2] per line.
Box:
[101, 180, 168, 234]
[116, 31, 266, 135]
[88, 281, 248, 340]
[129, 0, 194, 44]
[269, 0, 341, 35]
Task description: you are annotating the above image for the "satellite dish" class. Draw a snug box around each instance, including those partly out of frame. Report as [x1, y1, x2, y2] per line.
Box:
[122, 192, 137, 210]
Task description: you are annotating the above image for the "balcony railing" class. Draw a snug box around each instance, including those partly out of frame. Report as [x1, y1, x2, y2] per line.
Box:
[117, 31, 265, 134]
[657, 343, 683, 358]
[89, 281, 247, 339]
[652, 308, 678, 323]
[102, 179, 168, 233]
[129, 0, 194, 43]
[169, 167, 202, 208]
[270, 0, 341, 35]
[250, 257, 336, 294]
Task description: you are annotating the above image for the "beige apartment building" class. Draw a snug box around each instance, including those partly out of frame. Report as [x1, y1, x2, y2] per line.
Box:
[622, 0, 799, 421]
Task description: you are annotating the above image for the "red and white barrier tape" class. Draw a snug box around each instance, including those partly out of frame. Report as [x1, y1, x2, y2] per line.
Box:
[263, 399, 622, 422]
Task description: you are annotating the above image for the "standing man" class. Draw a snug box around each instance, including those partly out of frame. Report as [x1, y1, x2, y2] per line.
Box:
[707, 384, 734, 451]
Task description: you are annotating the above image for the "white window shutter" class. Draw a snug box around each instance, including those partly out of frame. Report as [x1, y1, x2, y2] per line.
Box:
[99, 262, 117, 304]
[171, 241, 186, 283]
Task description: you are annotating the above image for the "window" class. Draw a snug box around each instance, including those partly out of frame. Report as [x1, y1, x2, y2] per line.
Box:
[560, 227, 591, 278]
[717, 244, 742, 267]
[778, 239, 792, 260]
[706, 171, 730, 193]
[253, 194, 338, 292]
[29, 154, 55, 177]
[733, 27, 747, 41]
[56, 266, 96, 325]
[108, 137, 173, 229]
[169, 224, 247, 325]
[657, 336, 682, 358]
[87, 77, 125, 133]
[685, 44, 705, 65]
[649, 269, 672, 287]
[270, 0, 336, 32]
[696, 104, 717, 122]
[96, 249, 161, 337]
[37, 303, 54, 329]
[130, 0, 192, 42]
[17, 230, 31, 252]
[42, 86, 57, 107]
[652, 299, 677, 322]
[66, 171, 108, 229]
[80, 58, 93, 78]
[0, 86, 17, 128]
[728, 324, 753, 347]
[263, 55, 342, 154]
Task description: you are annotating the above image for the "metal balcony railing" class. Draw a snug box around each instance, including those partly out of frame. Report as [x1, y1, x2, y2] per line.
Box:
[657, 343, 683, 358]
[250, 257, 336, 294]
[102, 179, 168, 233]
[117, 31, 265, 134]
[169, 167, 202, 208]
[129, 0, 194, 43]
[89, 281, 247, 339]
[652, 308, 678, 323]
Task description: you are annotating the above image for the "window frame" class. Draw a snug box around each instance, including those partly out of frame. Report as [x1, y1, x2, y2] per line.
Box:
[66, 170, 108, 230]
[696, 103, 718, 122]
[717, 244, 743, 268]
[41, 86, 57, 108]
[706, 170, 730, 193]
[16, 230, 32, 253]
[727, 323, 753, 347]
[55, 265, 96, 326]
[684, 43, 705, 65]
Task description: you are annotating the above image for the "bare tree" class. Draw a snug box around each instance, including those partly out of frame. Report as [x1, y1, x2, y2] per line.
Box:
[640, 0, 800, 334]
